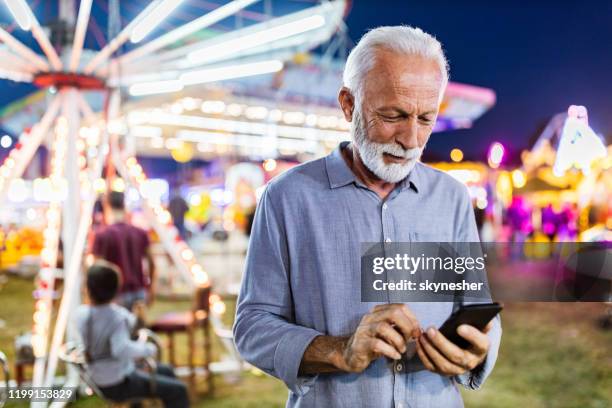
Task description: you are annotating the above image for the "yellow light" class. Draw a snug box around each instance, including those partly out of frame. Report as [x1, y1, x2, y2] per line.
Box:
[450, 148, 464, 163]
[496, 171, 513, 206]
[93, 178, 106, 193]
[476, 198, 488, 210]
[33, 311, 47, 325]
[112, 178, 126, 192]
[193, 270, 209, 286]
[181, 248, 194, 261]
[80, 180, 91, 195]
[35, 300, 47, 312]
[170, 142, 194, 163]
[263, 158, 277, 172]
[86, 128, 100, 147]
[511, 169, 527, 188]
[212, 300, 226, 315]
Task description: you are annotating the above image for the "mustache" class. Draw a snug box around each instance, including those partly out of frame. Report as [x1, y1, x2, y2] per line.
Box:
[352, 109, 423, 160]
[380, 144, 422, 159]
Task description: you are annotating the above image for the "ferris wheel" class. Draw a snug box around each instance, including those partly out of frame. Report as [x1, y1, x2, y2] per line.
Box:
[0, 1, 347, 405]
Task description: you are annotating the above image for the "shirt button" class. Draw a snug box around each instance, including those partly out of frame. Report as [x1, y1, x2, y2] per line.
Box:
[385, 238, 392, 243]
[395, 362, 403, 372]
[382, 203, 388, 210]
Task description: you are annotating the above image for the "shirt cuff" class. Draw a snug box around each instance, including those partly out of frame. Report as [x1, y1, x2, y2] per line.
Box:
[273, 327, 322, 396]
[455, 342, 497, 389]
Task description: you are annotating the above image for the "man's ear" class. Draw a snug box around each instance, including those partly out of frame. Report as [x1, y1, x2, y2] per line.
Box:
[338, 87, 355, 122]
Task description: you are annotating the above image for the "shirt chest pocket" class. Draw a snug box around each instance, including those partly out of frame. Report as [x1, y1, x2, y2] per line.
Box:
[410, 230, 454, 242]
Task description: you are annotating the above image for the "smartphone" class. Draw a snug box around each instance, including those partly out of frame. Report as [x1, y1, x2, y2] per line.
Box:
[438, 302, 502, 349]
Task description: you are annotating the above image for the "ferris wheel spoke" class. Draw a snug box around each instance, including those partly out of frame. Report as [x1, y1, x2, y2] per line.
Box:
[69, 0, 93, 72]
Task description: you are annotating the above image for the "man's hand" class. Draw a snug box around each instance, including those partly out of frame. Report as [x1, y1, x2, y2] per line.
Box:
[415, 321, 492, 376]
[299, 304, 421, 375]
[339, 304, 420, 373]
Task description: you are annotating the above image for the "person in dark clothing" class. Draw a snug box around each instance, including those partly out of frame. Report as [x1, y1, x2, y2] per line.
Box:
[75, 262, 189, 408]
[92, 191, 156, 311]
[168, 191, 190, 240]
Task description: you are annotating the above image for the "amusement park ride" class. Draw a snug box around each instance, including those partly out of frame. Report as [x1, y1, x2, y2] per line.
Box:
[0, 0, 348, 406]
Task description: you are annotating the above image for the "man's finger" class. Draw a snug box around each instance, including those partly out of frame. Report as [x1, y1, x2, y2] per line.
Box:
[419, 333, 464, 375]
[482, 320, 494, 334]
[415, 337, 436, 372]
[370, 338, 402, 360]
[423, 327, 472, 368]
[371, 307, 419, 341]
[370, 322, 407, 354]
[457, 324, 490, 355]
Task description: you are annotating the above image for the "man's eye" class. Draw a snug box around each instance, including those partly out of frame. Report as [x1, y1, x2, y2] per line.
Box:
[382, 115, 402, 121]
[419, 117, 433, 125]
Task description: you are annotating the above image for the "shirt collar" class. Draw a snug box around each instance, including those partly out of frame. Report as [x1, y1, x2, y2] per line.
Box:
[325, 141, 357, 189]
[325, 141, 420, 193]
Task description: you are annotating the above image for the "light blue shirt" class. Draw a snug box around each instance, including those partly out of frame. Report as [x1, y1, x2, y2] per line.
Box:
[234, 142, 501, 408]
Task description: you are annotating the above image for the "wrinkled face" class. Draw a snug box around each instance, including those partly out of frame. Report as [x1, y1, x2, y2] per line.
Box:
[352, 49, 444, 182]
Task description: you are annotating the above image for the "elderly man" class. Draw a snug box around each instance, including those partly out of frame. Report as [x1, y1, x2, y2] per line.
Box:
[234, 26, 501, 407]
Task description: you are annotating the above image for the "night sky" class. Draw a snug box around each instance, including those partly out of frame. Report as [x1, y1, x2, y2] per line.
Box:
[0, 1, 610, 164]
[344, 0, 612, 163]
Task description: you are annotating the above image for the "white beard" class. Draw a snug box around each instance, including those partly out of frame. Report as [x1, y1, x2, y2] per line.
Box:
[351, 109, 423, 183]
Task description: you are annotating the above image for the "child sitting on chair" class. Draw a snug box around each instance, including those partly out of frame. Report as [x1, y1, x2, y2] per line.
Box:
[74, 260, 189, 407]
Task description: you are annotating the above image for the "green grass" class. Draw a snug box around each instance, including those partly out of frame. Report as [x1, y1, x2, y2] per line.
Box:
[461, 303, 612, 408]
[0, 275, 610, 407]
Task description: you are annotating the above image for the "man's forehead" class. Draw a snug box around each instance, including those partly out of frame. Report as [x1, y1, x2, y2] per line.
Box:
[362, 51, 443, 102]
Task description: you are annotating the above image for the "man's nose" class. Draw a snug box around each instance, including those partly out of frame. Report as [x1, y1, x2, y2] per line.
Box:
[395, 117, 420, 150]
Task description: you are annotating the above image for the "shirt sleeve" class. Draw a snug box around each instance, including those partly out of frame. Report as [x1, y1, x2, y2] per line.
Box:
[454, 188, 502, 389]
[109, 312, 156, 360]
[233, 185, 323, 396]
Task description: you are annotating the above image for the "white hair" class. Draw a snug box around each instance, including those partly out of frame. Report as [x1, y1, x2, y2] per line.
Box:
[342, 25, 449, 104]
